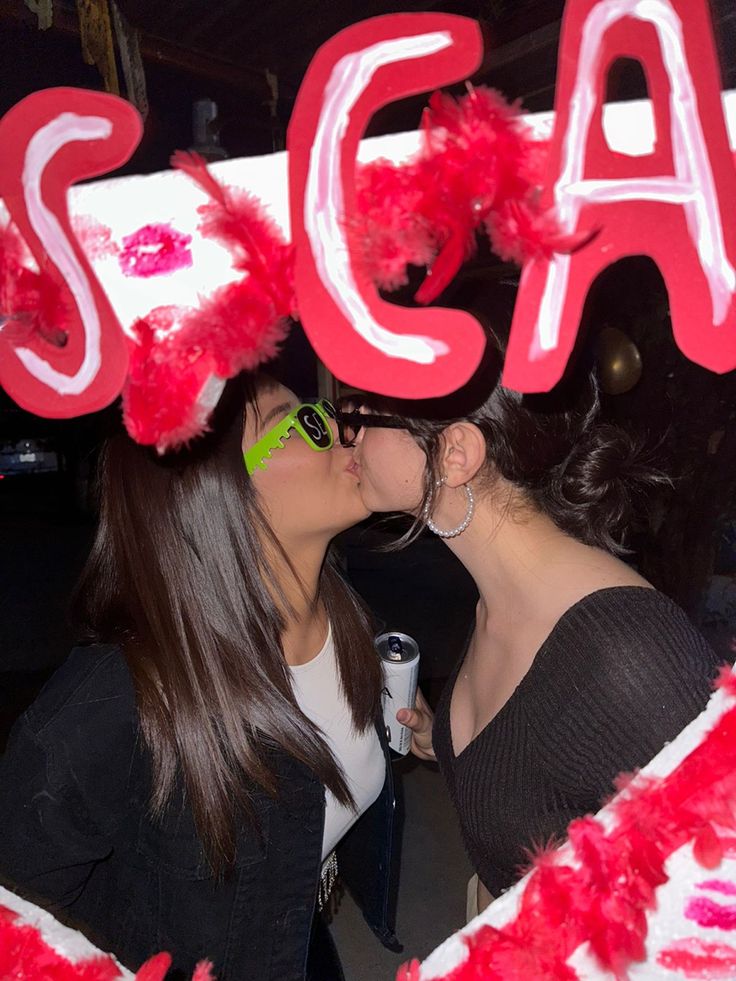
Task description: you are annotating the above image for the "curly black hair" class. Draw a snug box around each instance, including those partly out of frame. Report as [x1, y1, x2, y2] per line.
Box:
[361, 330, 668, 554]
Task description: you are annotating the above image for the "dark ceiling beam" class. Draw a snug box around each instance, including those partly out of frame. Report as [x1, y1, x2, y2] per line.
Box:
[473, 18, 561, 111]
[178, 0, 245, 50]
[477, 1, 735, 111]
[0, 0, 292, 103]
[481, 19, 561, 73]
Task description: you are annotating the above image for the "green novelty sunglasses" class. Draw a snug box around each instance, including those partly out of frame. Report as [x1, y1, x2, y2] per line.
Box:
[244, 399, 337, 475]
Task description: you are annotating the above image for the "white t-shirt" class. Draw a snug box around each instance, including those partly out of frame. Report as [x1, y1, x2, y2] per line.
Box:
[289, 624, 385, 859]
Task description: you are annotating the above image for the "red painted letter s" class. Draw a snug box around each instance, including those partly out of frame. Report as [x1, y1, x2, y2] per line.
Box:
[0, 88, 141, 417]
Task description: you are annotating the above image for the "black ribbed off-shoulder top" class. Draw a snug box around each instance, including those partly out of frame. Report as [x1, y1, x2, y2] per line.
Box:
[432, 587, 721, 898]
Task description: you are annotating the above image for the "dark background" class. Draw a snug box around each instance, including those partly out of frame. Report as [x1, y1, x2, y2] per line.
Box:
[2, 0, 736, 745]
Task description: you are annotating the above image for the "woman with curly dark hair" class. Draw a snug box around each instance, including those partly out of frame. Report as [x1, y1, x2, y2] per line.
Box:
[338, 338, 720, 918]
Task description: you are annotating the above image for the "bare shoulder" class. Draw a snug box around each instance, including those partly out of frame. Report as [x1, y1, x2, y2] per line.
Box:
[535, 541, 652, 621]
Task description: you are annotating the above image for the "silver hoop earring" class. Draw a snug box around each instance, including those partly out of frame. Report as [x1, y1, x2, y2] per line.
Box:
[422, 482, 475, 538]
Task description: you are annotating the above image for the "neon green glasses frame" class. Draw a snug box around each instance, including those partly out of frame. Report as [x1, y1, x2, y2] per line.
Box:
[243, 399, 337, 476]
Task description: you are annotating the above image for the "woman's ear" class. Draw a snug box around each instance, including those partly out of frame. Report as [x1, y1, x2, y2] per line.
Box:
[439, 422, 487, 486]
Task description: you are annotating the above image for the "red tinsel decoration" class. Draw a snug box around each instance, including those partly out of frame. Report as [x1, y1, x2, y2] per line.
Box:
[0, 905, 124, 981]
[356, 87, 589, 304]
[122, 154, 294, 451]
[134, 953, 173, 981]
[353, 157, 436, 293]
[398, 671, 736, 981]
[2, 88, 593, 451]
[0, 221, 69, 348]
[0, 900, 215, 980]
[135, 952, 215, 981]
[122, 306, 216, 449]
[171, 151, 295, 325]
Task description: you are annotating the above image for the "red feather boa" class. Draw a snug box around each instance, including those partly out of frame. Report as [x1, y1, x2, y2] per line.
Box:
[356, 87, 588, 304]
[0, 221, 69, 348]
[123, 87, 578, 449]
[123, 153, 294, 449]
[0, 904, 215, 980]
[2, 86, 584, 450]
[397, 669, 736, 981]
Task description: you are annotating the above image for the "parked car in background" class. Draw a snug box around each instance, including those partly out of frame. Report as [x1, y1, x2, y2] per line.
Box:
[0, 438, 61, 477]
[0, 393, 103, 515]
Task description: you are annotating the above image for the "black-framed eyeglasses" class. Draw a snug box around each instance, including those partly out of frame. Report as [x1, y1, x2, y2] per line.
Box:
[335, 409, 408, 448]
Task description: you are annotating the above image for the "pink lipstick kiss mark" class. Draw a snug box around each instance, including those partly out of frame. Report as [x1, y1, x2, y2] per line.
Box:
[119, 223, 193, 278]
[72, 217, 119, 260]
[698, 881, 736, 898]
[658, 938, 736, 977]
[685, 897, 736, 930]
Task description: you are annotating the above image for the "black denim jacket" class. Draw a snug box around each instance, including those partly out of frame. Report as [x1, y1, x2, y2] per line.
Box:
[0, 646, 400, 980]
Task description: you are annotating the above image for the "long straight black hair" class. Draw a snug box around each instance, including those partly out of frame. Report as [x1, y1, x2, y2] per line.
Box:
[74, 374, 382, 872]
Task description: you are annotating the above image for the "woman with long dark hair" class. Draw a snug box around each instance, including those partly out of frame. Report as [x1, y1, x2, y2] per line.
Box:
[338, 339, 720, 919]
[0, 373, 399, 980]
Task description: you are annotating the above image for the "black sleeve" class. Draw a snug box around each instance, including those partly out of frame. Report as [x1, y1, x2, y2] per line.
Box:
[0, 718, 113, 909]
[0, 649, 135, 911]
[531, 592, 721, 812]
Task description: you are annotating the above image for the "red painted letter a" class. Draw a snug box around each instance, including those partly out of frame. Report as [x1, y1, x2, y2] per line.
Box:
[503, 0, 736, 393]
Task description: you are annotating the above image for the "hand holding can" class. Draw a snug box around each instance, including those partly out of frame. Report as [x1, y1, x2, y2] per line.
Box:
[375, 631, 420, 755]
[396, 687, 436, 761]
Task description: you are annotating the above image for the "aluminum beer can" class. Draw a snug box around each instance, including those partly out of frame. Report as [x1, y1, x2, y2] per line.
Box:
[375, 631, 420, 755]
